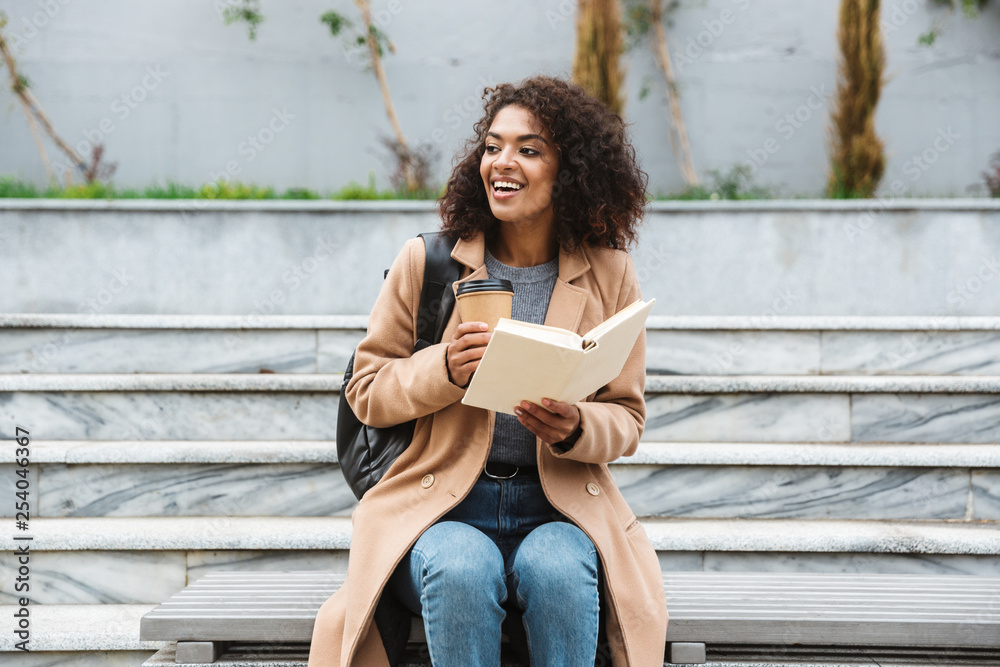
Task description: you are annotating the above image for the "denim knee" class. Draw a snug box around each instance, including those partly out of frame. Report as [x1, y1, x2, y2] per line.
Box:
[508, 521, 599, 609]
[409, 521, 507, 610]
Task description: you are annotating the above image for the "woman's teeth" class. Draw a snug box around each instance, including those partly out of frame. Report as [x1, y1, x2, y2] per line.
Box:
[494, 181, 523, 191]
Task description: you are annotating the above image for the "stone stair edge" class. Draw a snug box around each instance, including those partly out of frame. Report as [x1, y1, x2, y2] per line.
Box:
[5, 313, 1000, 330]
[4, 373, 1000, 392]
[2, 517, 997, 554]
[6, 440, 999, 467]
[0, 603, 161, 652]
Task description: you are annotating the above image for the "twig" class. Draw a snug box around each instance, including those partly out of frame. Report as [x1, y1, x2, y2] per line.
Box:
[354, 0, 417, 192]
[650, 0, 699, 186]
[22, 88, 87, 173]
[0, 23, 87, 179]
[17, 88, 54, 180]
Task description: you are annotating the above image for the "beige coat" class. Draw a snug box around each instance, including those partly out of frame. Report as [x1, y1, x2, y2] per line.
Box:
[308, 232, 667, 666]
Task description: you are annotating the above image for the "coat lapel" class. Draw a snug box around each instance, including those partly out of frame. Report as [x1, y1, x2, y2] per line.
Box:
[450, 233, 592, 334]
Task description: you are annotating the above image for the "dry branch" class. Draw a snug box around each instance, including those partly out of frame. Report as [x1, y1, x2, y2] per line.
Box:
[0, 21, 88, 180]
[649, 0, 698, 186]
[355, 0, 417, 192]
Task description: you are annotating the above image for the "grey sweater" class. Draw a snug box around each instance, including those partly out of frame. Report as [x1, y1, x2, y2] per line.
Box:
[483, 247, 559, 467]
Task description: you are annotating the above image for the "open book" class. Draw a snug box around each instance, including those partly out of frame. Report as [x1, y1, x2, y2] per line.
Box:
[461, 298, 654, 415]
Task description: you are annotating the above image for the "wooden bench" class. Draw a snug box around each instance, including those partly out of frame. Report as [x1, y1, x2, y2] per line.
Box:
[140, 570, 1000, 665]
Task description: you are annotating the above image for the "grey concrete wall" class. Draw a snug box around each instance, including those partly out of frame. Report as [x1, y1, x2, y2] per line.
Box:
[0, 0, 997, 197]
[2, 199, 998, 317]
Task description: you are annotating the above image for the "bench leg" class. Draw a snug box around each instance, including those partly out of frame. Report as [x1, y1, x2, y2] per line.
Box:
[667, 642, 706, 664]
[175, 641, 228, 664]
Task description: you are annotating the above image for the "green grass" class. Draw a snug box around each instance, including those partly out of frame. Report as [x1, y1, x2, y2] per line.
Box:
[330, 174, 444, 200]
[652, 165, 774, 200]
[0, 174, 441, 201]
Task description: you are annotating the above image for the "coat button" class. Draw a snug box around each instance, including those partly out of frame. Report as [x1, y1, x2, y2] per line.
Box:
[421, 474, 435, 489]
[586, 482, 600, 496]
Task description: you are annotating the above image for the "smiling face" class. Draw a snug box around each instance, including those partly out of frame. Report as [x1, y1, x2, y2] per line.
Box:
[480, 105, 560, 230]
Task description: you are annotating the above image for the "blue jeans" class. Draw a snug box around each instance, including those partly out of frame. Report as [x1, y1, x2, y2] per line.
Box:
[388, 476, 600, 666]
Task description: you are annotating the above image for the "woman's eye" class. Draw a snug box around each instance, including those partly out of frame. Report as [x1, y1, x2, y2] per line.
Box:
[520, 147, 539, 156]
[485, 145, 500, 153]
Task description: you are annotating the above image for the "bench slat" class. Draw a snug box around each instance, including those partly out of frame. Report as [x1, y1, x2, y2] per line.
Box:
[140, 571, 1000, 649]
[145, 600, 999, 616]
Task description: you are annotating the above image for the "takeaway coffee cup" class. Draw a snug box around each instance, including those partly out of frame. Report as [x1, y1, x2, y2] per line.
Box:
[456, 279, 514, 332]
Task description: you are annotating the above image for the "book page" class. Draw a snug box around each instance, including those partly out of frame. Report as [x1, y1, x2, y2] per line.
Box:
[462, 329, 583, 415]
[492, 318, 584, 350]
[582, 298, 650, 345]
[562, 298, 654, 404]
[461, 298, 655, 414]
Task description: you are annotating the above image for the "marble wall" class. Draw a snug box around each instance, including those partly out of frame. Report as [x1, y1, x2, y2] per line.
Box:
[3, 201, 1000, 316]
[6, 326, 1000, 376]
[4, 461, 995, 521]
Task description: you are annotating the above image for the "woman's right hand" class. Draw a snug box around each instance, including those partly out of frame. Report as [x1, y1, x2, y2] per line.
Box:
[446, 322, 492, 388]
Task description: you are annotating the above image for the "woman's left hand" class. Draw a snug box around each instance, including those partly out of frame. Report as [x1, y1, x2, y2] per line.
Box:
[515, 398, 581, 446]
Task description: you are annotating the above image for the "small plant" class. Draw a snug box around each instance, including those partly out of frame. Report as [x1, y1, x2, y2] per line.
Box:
[281, 187, 321, 200]
[329, 173, 440, 200]
[919, 0, 990, 45]
[198, 181, 274, 199]
[379, 137, 436, 194]
[56, 181, 114, 199]
[0, 176, 442, 200]
[132, 182, 201, 199]
[668, 165, 771, 200]
[331, 175, 387, 201]
[82, 144, 117, 183]
[0, 176, 40, 198]
[222, 0, 264, 40]
[983, 151, 1000, 198]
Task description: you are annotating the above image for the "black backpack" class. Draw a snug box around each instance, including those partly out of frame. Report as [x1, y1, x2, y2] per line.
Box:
[337, 232, 462, 500]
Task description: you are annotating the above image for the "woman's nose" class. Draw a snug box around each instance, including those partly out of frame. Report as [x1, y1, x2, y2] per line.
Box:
[494, 147, 516, 170]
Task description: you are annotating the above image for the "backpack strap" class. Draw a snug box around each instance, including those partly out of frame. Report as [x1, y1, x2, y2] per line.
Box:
[414, 232, 462, 351]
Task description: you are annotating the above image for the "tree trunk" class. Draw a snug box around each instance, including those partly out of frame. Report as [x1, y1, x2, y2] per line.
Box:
[827, 0, 886, 198]
[572, 0, 625, 116]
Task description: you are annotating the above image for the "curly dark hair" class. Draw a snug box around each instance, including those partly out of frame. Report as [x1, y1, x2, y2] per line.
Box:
[439, 75, 647, 252]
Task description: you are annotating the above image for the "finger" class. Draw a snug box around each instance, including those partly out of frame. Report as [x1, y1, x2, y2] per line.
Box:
[519, 401, 568, 428]
[540, 398, 575, 418]
[514, 406, 559, 442]
[451, 347, 486, 367]
[450, 332, 493, 350]
[516, 402, 572, 441]
[454, 322, 489, 338]
[518, 410, 569, 444]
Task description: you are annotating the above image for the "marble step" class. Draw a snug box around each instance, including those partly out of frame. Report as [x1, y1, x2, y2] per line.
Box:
[2, 373, 999, 443]
[3, 314, 1000, 376]
[3, 518, 999, 606]
[5, 373, 1000, 392]
[0, 603, 160, 666]
[6, 440, 1000, 467]
[4, 441, 998, 521]
[3, 515, 996, 554]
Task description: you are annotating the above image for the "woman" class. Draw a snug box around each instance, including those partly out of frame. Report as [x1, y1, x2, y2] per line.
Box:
[309, 75, 667, 666]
